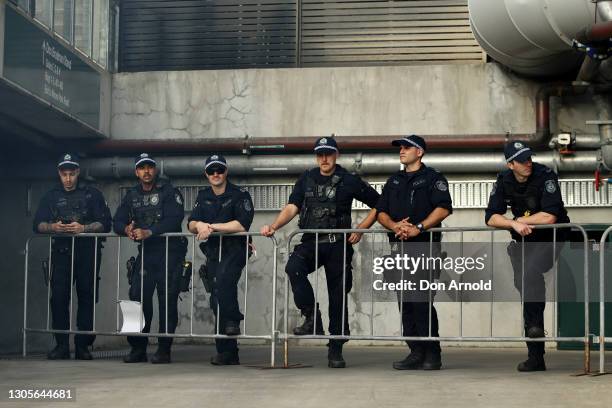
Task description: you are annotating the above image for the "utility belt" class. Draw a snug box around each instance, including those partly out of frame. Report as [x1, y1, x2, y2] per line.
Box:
[126, 255, 192, 293]
[306, 232, 345, 244]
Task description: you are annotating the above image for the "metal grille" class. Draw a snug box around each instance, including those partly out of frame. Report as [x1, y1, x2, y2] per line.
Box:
[118, 0, 485, 71]
[119, 0, 298, 71]
[121, 179, 611, 211]
[300, 0, 485, 67]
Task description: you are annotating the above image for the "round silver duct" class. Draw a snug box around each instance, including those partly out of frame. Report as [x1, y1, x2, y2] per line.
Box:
[468, 0, 598, 76]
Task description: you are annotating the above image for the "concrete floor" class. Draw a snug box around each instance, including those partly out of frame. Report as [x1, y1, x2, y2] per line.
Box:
[1, 345, 611, 408]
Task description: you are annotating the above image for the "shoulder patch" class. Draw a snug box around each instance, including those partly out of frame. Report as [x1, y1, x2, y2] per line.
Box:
[243, 198, 252, 212]
[240, 187, 248, 193]
[545, 179, 557, 194]
[435, 180, 448, 192]
[175, 193, 183, 205]
[490, 183, 497, 196]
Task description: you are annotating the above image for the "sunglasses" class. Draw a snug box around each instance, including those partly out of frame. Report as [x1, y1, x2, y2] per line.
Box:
[205, 166, 226, 176]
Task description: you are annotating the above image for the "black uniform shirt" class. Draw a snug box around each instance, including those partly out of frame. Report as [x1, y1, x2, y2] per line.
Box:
[188, 182, 254, 248]
[33, 183, 111, 248]
[288, 165, 380, 212]
[485, 162, 569, 241]
[113, 182, 184, 248]
[376, 164, 453, 242]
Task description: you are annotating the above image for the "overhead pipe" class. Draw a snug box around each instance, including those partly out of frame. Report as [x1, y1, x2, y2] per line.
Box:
[14, 151, 603, 180]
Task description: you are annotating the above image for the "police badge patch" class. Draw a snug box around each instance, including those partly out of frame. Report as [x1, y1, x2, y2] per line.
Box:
[545, 179, 557, 193]
[435, 180, 448, 191]
[243, 199, 252, 212]
[150, 194, 159, 205]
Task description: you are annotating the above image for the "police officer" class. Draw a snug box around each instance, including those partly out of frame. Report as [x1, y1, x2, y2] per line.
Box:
[261, 137, 380, 368]
[376, 135, 452, 370]
[486, 141, 569, 372]
[33, 153, 111, 360]
[114, 153, 187, 364]
[187, 155, 254, 366]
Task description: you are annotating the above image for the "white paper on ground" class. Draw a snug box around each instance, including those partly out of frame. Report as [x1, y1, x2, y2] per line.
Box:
[119, 300, 145, 333]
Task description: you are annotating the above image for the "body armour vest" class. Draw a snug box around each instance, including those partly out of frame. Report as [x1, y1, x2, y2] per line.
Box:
[502, 179, 541, 218]
[126, 187, 165, 229]
[52, 188, 92, 224]
[298, 173, 351, 229]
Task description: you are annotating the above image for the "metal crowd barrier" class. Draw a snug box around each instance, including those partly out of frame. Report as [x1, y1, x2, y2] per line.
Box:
[284, 224, 591, 372]
[598, 225, 612, 374]
[22, 232, 279, 366]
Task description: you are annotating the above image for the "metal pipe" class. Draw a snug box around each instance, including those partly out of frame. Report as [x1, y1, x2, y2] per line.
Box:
[67, 150, 601, 177]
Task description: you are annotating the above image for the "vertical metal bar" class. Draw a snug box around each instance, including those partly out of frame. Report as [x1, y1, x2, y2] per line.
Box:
[89, 0, 94, 57]
[341, 232, 347, 336]
[283, 238, 291, 368]
[190, 235, 195, 336]
[521, 236, 525, 335]
[581, 226, 590, 374]
[489, 230, 494, 337]
[165, 235, 168, 334]
[459, 231, 464, 337]
[140, 240, 144, 333]
[92, 236, 98, 332]
[313, 232, 319, 335]
[270, 236, 278, 367]
[22, 239, 31, 357]
[552, 228, 557, 341]
[51, 0, 55, 31]
[116, 236, 121, 332]
[243, 235, 249, 335]
[600, 227, 610, 374]
[369, 232, 375, 337]
[69, 236, 75, 332]
[428, 232, 433, 338]
[216, 235, 222, 336]
[399, 240, 404, 336]
[71, 0, 76, 44]
[46, 237, 53, 331]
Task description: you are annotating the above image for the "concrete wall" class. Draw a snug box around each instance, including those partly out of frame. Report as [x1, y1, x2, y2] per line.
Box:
[112, 63, 612, 139]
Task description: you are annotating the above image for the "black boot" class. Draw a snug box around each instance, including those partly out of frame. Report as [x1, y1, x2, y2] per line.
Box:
[123, 348, 148, 363]
[47, 344, 70, 360]
[293, 305, 324, 336]
[151, 347, 171, 364]
[210, 351, 240, 366]
[327, 342, 346, 368]
[74, 345, 93, 360]
[225, 321, 241, 336]
[392, 348, 425, 370]
[422, 349, 442, 370]
[517, 356, 546, 372]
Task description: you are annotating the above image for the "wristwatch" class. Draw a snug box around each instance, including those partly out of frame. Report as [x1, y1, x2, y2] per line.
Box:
[416, 223, 425, 233]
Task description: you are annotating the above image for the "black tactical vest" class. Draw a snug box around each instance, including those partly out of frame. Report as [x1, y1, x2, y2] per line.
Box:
[503, 178, 541, 217]
[298, 173, 351, 229]
[126, 186, 165, 228]
[51, 188, 92, 224]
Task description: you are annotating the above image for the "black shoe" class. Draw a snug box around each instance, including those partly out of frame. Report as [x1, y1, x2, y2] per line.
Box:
[123, 348, 148, 363]
[422, 350, 442, 370]
[526, 326, 545, 338]
[210, 352, 240, 366]
[47, 345, 70, 360]
[151, 348, 171, 364]
[392, 351, 425, 370]
[328, 343, 346, 368]
[225, 321, 241, 336]
[293, 305, 324, 336]
[74, 346, 93, 360]
[517, 357, 546, 372]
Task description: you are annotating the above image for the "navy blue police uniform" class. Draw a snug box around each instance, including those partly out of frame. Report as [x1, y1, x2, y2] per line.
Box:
[485, 144, 569, 363]
[113, 168, 187, 355]
[188, 175, 254, 359]
[33, 170, 111, 352]
[376, 136, 453, 363]
[287, 161, 379, 343]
